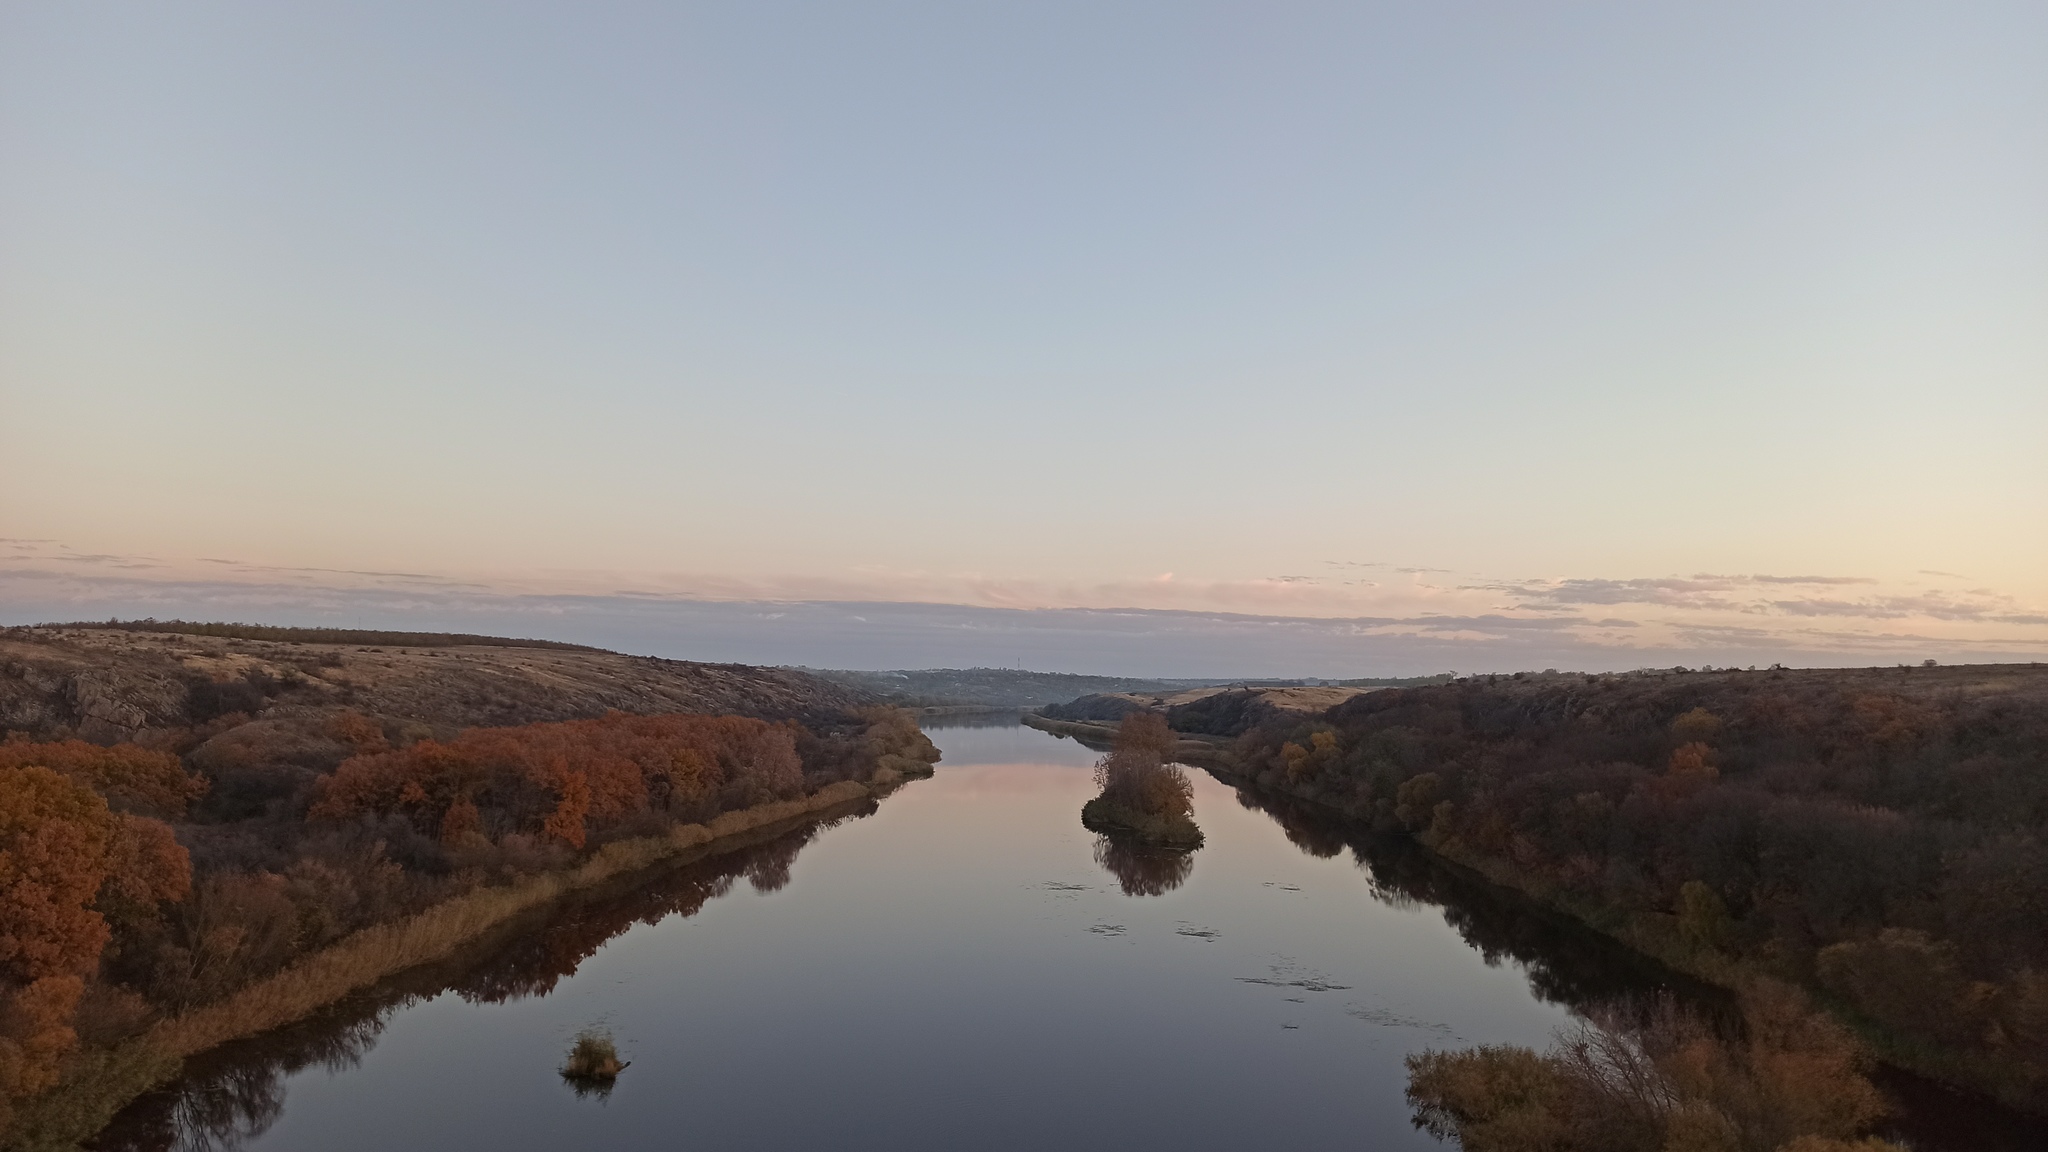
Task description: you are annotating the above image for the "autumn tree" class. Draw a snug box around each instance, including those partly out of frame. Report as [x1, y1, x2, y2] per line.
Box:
[0, 737, 205, 819]
[1229, 667, 2048, 1102]
[0, 763, 190, 1109]
[324, 710, 389, 755]
[1081, 711, 1201, 847]
[311, 712, 809, 850]
[859, 707, 941, 781]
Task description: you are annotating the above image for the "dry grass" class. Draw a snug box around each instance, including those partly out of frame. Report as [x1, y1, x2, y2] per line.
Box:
[561, 1028, 626, 1081]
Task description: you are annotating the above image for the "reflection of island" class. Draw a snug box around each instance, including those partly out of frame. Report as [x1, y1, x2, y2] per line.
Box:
[1091, 834, 1195, 897]
[92, 808, 871, 1152]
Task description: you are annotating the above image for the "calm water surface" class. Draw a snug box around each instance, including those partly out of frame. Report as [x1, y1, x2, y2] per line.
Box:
[99, 720, 2043, 1151]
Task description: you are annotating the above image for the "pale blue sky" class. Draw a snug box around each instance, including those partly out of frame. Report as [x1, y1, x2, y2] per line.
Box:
[3, 2, 2044, 671]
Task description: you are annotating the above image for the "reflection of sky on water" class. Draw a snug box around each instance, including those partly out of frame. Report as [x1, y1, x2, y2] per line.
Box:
[113, 719, 1999, 1152]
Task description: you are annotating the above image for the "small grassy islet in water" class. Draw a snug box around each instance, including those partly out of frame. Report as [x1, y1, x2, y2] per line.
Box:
[561, 1028, 630, 1085]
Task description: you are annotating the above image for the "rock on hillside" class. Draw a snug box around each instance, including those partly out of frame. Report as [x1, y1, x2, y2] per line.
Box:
[0, 625, 880, 745]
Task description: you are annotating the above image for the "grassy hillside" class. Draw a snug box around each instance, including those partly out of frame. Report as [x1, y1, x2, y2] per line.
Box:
[2, 625, 877, 743]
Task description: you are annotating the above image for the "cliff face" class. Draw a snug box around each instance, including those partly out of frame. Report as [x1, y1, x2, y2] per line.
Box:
[0, 626, 880, 745]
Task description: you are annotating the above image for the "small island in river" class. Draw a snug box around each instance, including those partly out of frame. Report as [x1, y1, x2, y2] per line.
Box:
[1080, 711, 1204, 848]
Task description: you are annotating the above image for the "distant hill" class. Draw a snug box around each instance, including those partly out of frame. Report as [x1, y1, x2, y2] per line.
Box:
[807, 667, 1452, 709]
[805, 668, 1208, 709]
[1040, 684, 1386, 731]
[51, 618, 603, 652]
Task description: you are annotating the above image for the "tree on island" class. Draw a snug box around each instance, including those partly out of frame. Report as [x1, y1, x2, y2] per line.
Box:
[1081, 712, 1203, 848]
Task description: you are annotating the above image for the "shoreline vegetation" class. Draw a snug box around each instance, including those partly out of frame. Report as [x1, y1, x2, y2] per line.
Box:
[1407, 985, 1907, 1152]
[0, 623, 939, 1152]
[4, 779, 899, 1152]
[95, 798, 885, 1150]
[1038, 664, 2048, 1123]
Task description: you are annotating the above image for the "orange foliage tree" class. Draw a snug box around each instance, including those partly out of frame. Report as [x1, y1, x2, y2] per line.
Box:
[0, 763, 191, 1105]
[1084, 712, 1201, 847]
[325, 710, 390, 755]
[0, 737, 206, 819]
[310, 713, 806, 849]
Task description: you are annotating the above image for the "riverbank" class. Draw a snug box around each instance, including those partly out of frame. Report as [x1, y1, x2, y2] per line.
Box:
[1019, 711, 1232, 765]
[3, 779, 888, 1152]
[1030, 704, 2044, 1116]
[1191, 745, 2044, 1117]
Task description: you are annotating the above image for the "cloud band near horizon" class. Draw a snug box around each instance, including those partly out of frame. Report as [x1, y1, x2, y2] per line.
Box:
[4, 541, 2042, 676]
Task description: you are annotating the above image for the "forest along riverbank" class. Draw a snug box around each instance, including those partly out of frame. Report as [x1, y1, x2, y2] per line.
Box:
[0, 624, 938, 1152]
[83, 720, 1598, 1152]
[83, 718, 2045, 1152]
[1033, 704, 2048, 1149]
[6, 767, 926, 1152]
[87, 799, 887, 1152]
[1050, 665, 2048, 1122]
[12, 781, 887, 1152]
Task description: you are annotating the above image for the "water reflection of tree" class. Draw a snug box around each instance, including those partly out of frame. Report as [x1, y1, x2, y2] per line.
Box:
[1092, 834, 1195, 897]
[1224, 779, 1716, 1011]
[99, 999, 403, 1152]
[165, 1065, 282, 1152]
[91, 812, 863, 1152]
[1224, 790, 2047, 1152]
[453, 816, 845, 1006]
[560, 1073, 618, 1103]
[452, 867, 743, 1006]
[743, 832, 807, 894]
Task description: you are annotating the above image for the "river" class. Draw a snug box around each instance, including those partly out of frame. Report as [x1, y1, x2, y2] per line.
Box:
[94, 717, 2047, 1151]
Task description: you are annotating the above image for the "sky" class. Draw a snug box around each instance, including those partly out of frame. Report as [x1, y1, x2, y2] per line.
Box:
[3, 2, 2044, 674]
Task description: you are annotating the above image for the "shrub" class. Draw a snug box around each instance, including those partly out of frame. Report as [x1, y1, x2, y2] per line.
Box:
[1407, 984, 1900, 1152]
[561, 1028, 625, 1080]
[1816, 929, 1972, 1044]
[1082, 713, 1201, 847]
